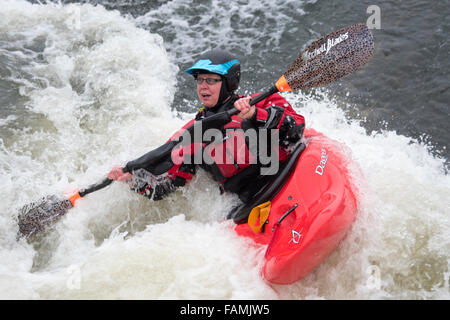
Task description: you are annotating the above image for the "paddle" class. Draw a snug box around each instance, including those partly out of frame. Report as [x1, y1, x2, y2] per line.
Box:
[17, 24, 374, 238]
[192, 23, 373, 131]
[233, 23, 374, 113]
[17, 178, 113, 238]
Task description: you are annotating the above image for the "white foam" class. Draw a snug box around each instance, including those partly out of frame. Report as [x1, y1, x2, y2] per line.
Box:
[135, 0, 306, 62]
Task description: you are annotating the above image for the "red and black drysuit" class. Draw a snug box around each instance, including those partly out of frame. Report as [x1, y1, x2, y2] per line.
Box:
[122, 92, 305, 208]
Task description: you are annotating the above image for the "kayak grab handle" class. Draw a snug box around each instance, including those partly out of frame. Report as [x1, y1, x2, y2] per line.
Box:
[272, 203, 298, 232]
[265, 203, 299, 258]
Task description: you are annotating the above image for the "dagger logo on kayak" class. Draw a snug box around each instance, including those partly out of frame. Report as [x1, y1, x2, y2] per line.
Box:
[315, 148, 328, 176]
[290, 229, 303, 244]
[303, 32, 349, 62]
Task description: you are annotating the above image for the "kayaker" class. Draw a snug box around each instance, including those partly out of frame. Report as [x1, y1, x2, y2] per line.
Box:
[107, 49, 305, 206]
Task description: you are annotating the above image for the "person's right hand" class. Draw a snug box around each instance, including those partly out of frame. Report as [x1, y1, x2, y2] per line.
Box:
[234, 96, 255, 119]
[107, 165, 132, 181]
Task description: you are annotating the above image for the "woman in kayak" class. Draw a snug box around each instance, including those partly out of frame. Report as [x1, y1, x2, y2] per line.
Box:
[107, 49, 305, 207]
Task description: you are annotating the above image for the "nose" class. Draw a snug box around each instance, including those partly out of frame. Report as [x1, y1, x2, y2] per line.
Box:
[198, 80, 210, 88]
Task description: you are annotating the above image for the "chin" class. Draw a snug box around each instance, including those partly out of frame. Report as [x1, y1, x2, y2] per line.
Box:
[202, 101, 216, 108]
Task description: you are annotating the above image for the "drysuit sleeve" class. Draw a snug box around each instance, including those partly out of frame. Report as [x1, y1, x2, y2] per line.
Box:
[122, 120, 198, 201]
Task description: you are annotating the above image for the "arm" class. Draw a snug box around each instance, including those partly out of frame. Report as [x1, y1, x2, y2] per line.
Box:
[107, 120, 199, 200]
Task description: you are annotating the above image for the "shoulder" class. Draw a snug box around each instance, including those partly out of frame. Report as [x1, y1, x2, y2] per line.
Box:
[166, 118, 196, 142]
[251, 92, 291, 109]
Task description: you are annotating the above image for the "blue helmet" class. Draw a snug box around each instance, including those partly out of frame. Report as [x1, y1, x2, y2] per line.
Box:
[186, 49, 241, 105]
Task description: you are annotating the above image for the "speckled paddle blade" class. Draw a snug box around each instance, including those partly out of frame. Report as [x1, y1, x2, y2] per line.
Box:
[16, 178, 112, 238]
[17, 194, 73, 238]
[282, 24, 374, 91]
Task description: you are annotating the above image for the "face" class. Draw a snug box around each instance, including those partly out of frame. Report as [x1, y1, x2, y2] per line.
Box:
[196, 73, 222, 108]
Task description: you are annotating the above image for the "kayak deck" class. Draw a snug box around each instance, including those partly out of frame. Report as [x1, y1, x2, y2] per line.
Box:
[234, 129, 358, 284]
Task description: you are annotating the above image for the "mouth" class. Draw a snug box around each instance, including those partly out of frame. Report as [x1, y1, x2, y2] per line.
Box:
[200, 93, 211, 99]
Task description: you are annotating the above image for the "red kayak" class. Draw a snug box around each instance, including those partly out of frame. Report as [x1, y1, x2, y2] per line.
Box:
[231, 128, 358, 284]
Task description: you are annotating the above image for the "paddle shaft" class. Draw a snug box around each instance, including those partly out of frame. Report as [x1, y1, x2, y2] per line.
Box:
[18, 24, 373, 238]
[227, 85, 279, 117]
[46, 24, 372, 198]
[78, 177, 113, 197]
[128, 24, 374, 171]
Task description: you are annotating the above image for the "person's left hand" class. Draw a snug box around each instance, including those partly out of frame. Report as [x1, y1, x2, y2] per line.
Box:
[234, 96, 255, 119]
[107, 165, 132, 182]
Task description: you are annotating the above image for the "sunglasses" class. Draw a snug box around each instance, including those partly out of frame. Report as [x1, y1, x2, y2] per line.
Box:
[195, 77, 223, 85]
